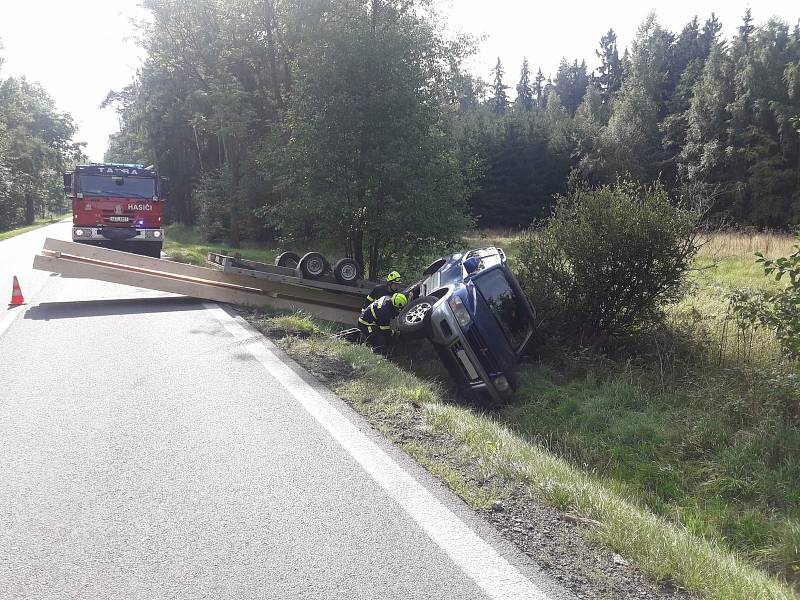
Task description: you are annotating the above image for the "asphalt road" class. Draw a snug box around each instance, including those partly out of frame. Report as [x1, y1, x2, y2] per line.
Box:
[0, 225, 573, 599]
[0, 219, 72, 330]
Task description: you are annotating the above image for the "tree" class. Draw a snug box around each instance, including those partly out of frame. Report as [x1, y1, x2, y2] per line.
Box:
[515, 58, 534, 112]
[554, 58, 589, 116]
[600, 14, 669, 182]
[0, 75, 81, 230]
[269, 0, 471, 277]
[700, 12, 723, 55]
[533, 68, 546, 107]
[677, 47, 734, 198]
[595, 29, 623, 106]
[491, 57, 509, 115]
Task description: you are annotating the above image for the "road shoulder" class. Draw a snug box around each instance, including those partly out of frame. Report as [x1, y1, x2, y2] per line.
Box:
[237, 307, 692, 600]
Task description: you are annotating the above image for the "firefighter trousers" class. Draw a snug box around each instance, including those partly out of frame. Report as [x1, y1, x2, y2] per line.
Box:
[358, 324, 389, 355]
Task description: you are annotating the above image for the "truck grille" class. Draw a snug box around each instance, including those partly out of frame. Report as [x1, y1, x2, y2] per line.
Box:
[465, 326, 501, 375]
[101, 209, 135, 225]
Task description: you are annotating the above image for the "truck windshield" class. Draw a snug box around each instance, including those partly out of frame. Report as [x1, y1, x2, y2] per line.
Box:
[78, 175, 155, 199]
[474, 269, 531, 352]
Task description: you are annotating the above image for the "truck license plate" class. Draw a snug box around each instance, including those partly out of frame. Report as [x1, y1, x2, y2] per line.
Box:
[108, 216, 130, 222]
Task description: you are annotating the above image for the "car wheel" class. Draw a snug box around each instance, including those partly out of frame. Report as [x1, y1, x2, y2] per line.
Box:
[397, 295, 437, 339]
[333, 258, 361, 285]
[275, 251, 301, 269]
[298, 252, 329, 280]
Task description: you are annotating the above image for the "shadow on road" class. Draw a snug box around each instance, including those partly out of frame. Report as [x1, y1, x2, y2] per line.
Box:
[24, 296, 205, 320]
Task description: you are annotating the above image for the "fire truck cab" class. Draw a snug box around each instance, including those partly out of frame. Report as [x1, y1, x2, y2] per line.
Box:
[64, 163, 167, 258]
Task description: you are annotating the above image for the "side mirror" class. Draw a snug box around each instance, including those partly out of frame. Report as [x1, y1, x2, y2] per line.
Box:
[160, 176, 170, 200]
[63, 173, 72, 195]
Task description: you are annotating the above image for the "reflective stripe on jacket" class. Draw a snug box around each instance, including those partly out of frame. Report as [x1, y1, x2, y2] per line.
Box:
[364, 283, 391, 308]
[358, 296, 396, 330]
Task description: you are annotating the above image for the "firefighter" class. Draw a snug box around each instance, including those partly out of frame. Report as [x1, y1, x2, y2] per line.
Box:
[364, 271, 404, 308]
[358, 292, 408, 354]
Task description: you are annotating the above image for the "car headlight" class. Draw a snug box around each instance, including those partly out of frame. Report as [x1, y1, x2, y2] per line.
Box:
[448, 296, 472, 328]
[153, 230, 162, 238]
[75, 229, 84, 237]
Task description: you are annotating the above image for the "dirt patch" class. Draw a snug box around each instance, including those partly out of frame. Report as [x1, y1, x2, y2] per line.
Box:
[482, 490, 687, 599]
[288, 345, 364, 385]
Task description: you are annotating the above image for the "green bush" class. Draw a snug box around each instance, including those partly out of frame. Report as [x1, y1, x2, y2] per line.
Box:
[732, 233, 800, 366]
[516, 180, 699, 342]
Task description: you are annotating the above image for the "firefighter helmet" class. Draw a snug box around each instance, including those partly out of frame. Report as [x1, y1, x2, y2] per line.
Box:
[391, 293, 408, 309]
[386, 271, 402, 283]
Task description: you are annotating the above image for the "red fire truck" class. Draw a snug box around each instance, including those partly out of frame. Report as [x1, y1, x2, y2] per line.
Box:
[63, 163, 168, 257]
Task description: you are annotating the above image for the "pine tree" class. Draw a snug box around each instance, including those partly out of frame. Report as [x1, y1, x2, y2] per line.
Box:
[533, 68, 545, 107]
[491, 57, 509, 115]
[738, 8, 755, 44]
[595, 29, 623, 105]
[700, 13, 723, 54]
[554, 58, 589, 116]
[678, 47, 735, 209]
[515, 58, 534, 112]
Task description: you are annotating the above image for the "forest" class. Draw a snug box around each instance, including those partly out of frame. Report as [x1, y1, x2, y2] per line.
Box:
[1, 1, 799, 276]
[102, 1, 800, 276]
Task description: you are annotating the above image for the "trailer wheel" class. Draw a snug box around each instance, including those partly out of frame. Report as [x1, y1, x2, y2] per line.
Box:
[397, 295, 437, 339]
[275, 251, 301, 269]
[333, 258, 361, 285]
[298, 252, 329, 280]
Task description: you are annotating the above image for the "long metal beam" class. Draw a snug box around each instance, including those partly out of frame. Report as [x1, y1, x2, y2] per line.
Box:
[32, 239, 360, 325]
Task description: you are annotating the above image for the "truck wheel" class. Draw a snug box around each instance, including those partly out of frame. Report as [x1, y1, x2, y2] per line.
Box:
[298, 252, 329, 280]
[397, 295, 437, 339]
[333, 258, 361, 285]
[275, 251, 301, 269]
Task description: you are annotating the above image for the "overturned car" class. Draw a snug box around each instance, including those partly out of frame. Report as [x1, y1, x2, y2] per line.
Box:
[398, 247, 536, 407]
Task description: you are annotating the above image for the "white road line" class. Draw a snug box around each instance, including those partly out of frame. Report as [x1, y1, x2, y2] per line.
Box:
[206, 303, 551, 600]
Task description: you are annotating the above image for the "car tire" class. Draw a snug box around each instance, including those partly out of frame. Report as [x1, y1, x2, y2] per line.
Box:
[298, 252, 329, 280]
[333, 258, 361, 285]
[275, 251, 301, 269]
[397, 295, 437, 339]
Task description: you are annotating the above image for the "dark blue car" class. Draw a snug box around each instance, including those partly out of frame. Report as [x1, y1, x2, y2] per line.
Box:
[398, 247, 536, 407]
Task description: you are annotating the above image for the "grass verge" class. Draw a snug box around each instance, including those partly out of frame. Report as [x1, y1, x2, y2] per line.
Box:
[244, 310, 798, 600]
[0, 213, 70, 241]
[163, 224, 283, 265]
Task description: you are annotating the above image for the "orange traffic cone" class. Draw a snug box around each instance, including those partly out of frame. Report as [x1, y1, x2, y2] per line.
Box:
[8, 276, 25, 306]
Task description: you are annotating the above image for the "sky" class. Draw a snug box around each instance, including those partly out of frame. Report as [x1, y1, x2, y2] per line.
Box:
[0, 1, 797, 161]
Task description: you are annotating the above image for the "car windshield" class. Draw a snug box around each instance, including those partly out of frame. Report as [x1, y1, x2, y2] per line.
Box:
[78, 175, 155, 199]
[474, 269, 531, 352]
